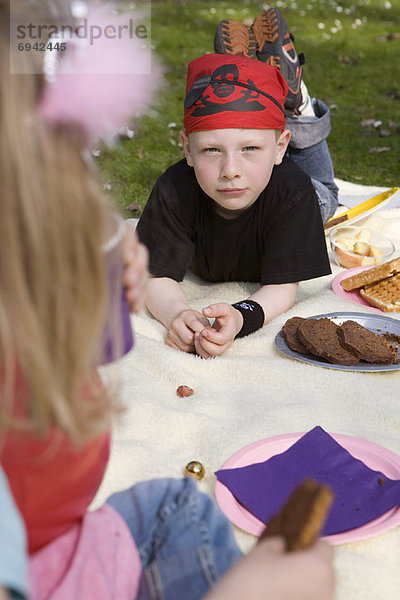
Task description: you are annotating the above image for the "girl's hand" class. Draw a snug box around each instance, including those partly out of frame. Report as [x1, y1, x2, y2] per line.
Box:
[204, 537, 334, 600]
[123, 225, 149, 314]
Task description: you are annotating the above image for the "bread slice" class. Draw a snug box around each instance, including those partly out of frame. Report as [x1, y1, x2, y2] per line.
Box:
[359, 273, 400, 313]
[338, 320, 396, 364]
[259, 478, 333, 551]
[281, 317, 309, 354]
[340, 257, 400, 291]
[298, 318, 360, 366]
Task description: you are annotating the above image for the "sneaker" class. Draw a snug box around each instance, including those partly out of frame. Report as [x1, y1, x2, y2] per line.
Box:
[252, 8, 305, 112]
[214, 19, 257, 59]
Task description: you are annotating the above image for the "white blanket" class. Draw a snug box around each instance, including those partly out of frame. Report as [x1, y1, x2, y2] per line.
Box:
[95, 180, 400, 600]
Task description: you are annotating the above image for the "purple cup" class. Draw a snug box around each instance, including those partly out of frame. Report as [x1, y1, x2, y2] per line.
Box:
[99, 214, 134, 365]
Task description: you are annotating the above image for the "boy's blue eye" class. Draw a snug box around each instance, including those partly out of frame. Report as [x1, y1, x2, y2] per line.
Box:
[243, 146, 258, 151]
[204, 147, 219, 153]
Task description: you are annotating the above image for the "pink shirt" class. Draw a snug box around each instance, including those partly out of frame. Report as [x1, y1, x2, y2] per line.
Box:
[29, 504, 142, 600]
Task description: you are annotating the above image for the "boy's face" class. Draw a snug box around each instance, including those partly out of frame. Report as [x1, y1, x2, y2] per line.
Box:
[180, 127, 290, 218]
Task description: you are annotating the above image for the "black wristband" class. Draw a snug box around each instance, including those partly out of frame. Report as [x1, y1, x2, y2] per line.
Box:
[231, 300, 265, 339]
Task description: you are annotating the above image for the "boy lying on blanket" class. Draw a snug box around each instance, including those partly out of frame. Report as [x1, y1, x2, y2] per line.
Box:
[137, 9, 336, 358]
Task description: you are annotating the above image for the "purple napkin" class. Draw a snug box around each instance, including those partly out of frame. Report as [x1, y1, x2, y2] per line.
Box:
[215, 426, 400, 535]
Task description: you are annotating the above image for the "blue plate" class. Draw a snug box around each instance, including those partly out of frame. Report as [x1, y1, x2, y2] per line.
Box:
[275, 311, 400, 372]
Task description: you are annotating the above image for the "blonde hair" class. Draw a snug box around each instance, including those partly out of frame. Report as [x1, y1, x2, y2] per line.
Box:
[0, 3, 119, 443]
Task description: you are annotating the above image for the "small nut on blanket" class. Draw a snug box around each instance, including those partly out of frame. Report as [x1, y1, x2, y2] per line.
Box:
[176, 385, 194, 397]
[184, 461, 205, 481]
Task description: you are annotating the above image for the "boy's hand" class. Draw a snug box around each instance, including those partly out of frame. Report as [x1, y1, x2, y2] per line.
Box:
[123, 226, 149, 314]
[166, 309, 210, 353]
[203, 537, 334, 600]
[194, 303, 243, 358]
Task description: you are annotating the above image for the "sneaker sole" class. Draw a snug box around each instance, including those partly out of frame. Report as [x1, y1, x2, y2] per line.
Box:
[214, 19, 257, 59]
[253, 8, 280, 49]
[252, 8, 303, 107]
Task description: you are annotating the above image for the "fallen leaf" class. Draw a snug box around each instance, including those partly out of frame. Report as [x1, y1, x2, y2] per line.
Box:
[119, 126, 135, 139]
[338, 54, 358, 65]
[137, 149, 145, 159]
[125, 203, 141, 212]
[369, 146, 390, 153]
[360, 119, 376, 128]
[361, 119, 382, 128]
[376, 32, 400, 42]
[385, 89, 400, 100]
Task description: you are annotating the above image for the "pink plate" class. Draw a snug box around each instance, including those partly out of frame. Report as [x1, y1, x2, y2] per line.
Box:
[331, 267, 381, 312]
[214, 432, 400, 545]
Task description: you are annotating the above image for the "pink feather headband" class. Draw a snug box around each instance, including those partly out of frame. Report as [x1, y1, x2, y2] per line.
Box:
[38, 4, 161, 145]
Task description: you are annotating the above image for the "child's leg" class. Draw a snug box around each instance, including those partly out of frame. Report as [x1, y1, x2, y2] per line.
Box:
[106, 476, 242, 600]
[286, 98, 339, 223]
[243, 7, 338, 222]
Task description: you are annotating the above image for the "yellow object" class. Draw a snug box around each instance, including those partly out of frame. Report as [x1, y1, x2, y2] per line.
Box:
[369, 245, 383, 258]
[334, 246, 380, 268]
[355, 228, 372, 243]
[336, 237, 354, 250]
[184, 461, 205, 481]
[325, 187, 399, 230]
[353, 241, 370, 256]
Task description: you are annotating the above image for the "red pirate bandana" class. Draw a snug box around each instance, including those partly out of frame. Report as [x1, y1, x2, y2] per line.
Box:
[184, 54, 288, 135]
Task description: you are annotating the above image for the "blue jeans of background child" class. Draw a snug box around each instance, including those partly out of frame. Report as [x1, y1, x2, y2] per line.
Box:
[107, 476, 243, 600]
[0, 467, 28, 600]
[286, 98, 339, 223]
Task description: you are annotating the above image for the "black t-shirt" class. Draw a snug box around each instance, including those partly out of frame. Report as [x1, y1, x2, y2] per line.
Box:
[136, 156, 331, 284]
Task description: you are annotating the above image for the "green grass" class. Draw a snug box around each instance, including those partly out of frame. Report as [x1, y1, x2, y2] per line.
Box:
[97, 0, 400, 215]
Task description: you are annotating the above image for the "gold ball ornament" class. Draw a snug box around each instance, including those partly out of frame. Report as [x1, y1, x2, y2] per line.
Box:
[184, 461, 205, 481]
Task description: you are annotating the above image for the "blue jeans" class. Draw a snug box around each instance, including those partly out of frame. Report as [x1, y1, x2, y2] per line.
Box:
[0, 467, 28, 600]
[286, 98, 339, 223]
[107, 477, 243, 600]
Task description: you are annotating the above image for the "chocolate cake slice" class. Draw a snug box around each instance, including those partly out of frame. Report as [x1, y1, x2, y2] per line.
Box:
[281, 317, 309, 354]
[259, 478, 334, 551]
[298, 318, 360, 366]
[338, 320, 396, 364]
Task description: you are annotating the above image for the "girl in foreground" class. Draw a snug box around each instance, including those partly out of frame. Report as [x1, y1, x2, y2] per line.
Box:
[0, 2, 333, 598]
